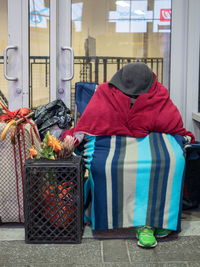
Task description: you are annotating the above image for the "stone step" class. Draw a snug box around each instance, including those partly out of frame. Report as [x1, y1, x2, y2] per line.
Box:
[0, 221, 200, 241]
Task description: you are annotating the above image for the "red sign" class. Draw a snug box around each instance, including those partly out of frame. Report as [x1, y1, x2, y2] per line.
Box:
[160, 9, 171, 21]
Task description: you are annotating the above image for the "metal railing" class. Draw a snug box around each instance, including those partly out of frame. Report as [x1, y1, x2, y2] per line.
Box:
[74, 56, 163, 84]
[0, 56, 163, 112]
[72, 56, 163, 114]
[29, 56, 49, 90]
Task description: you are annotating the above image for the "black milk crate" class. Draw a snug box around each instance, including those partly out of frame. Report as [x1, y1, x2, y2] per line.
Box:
[24, 155, 84, 244]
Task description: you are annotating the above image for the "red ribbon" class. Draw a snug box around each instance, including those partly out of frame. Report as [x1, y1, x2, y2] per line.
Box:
[0, 103, 30, 123]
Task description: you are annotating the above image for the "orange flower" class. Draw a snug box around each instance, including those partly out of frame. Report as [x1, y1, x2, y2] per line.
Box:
[62, 189, 67, 195]
[28, 145, 37, 159]
[58, 185, 62, 191]
[53, 140, 62, 152]
[48, 135, 55, 147]
[48, 135, 62, 152]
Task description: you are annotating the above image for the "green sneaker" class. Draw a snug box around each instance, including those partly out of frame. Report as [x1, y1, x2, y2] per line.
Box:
[135, 226, 157, 248]
[155, 228, 172, 238]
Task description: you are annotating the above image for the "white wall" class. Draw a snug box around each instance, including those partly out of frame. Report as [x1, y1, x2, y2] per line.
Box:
[170, 0, 200, 139]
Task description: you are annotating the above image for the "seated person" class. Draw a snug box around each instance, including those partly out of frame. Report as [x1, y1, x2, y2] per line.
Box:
[62, 62, 195, 248]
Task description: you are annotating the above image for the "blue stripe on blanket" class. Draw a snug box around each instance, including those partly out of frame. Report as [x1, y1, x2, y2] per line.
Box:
[92, 136, 111, 229]
[112, 136, 121, 228]
[158, 134, 170, 227]
[83, 133, 185, 231]
[150, 132, 162, 226]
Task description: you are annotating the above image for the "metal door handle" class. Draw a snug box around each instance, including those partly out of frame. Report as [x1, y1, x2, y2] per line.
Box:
[3, 45, 18, 81]
[61, 46, 74, 81]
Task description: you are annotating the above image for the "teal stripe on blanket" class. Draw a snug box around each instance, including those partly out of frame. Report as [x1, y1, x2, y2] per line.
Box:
[83, 136, 96, 168]
[83, 136, 96, 226]
[166, 134, 185, 230]
[133, 135, 152, 226]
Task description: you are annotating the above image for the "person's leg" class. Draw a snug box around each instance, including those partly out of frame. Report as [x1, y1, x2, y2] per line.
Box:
[135, 226, 157, 248]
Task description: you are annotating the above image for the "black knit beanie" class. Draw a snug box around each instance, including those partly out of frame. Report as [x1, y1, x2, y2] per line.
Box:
[109, 62, 155, 97]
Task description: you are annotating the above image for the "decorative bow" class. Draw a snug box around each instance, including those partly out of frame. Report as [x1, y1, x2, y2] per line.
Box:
[0, 103, 30, 123]
[0, 103, 34, 142]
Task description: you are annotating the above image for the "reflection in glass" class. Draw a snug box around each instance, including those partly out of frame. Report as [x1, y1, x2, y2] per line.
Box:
[29, 0, 50, 108]
[72, 2, 83, 32]
[72, 0, 171, 89]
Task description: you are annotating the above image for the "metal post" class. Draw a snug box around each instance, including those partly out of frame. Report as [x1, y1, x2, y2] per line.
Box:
[95, 57, 99, 84]
[103, 58, 107, 82]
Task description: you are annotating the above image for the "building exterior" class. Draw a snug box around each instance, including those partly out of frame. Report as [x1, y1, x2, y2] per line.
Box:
[0, 0, 200, 139]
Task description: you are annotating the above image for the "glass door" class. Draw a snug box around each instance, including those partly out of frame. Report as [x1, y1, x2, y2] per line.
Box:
[29, 0, 72, 110]
[0, 0, 29, 111]
[28, 0, 171, 116]
[1, 0, 72, 112]
[50, 0, 73, 109]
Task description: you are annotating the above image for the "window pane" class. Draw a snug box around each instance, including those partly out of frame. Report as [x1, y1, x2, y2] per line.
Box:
[29, 0, 50, 108]
[72, 0, 171, 110]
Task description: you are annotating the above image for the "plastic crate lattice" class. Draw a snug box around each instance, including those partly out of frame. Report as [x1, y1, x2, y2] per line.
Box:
[24, 156, 84, 243]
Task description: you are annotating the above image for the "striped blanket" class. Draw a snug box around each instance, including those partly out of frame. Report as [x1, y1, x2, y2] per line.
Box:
[83, 133, 185, 231]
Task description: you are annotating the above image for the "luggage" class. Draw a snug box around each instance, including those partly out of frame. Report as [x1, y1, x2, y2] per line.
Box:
[183, 147, 200, 209]
[0, 106, 41, 223]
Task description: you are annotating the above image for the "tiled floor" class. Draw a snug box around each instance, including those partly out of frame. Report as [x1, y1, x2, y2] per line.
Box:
[0, 207, 200, 267]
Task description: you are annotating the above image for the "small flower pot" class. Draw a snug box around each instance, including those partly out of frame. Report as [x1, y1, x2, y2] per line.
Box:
[23, 155, 84, 244]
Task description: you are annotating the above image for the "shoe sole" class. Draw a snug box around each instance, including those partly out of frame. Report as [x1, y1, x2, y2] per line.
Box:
[155, 231, 172, 238]
[137, 240, 157, 248]
[156, 234, 169, 238]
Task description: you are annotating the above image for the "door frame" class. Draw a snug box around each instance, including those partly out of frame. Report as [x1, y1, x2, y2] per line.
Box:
[50, 0, 72, 109]
[170, 0, 200, 137]
[6, 0, 73, 110]
[6, 0, 29, 110]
